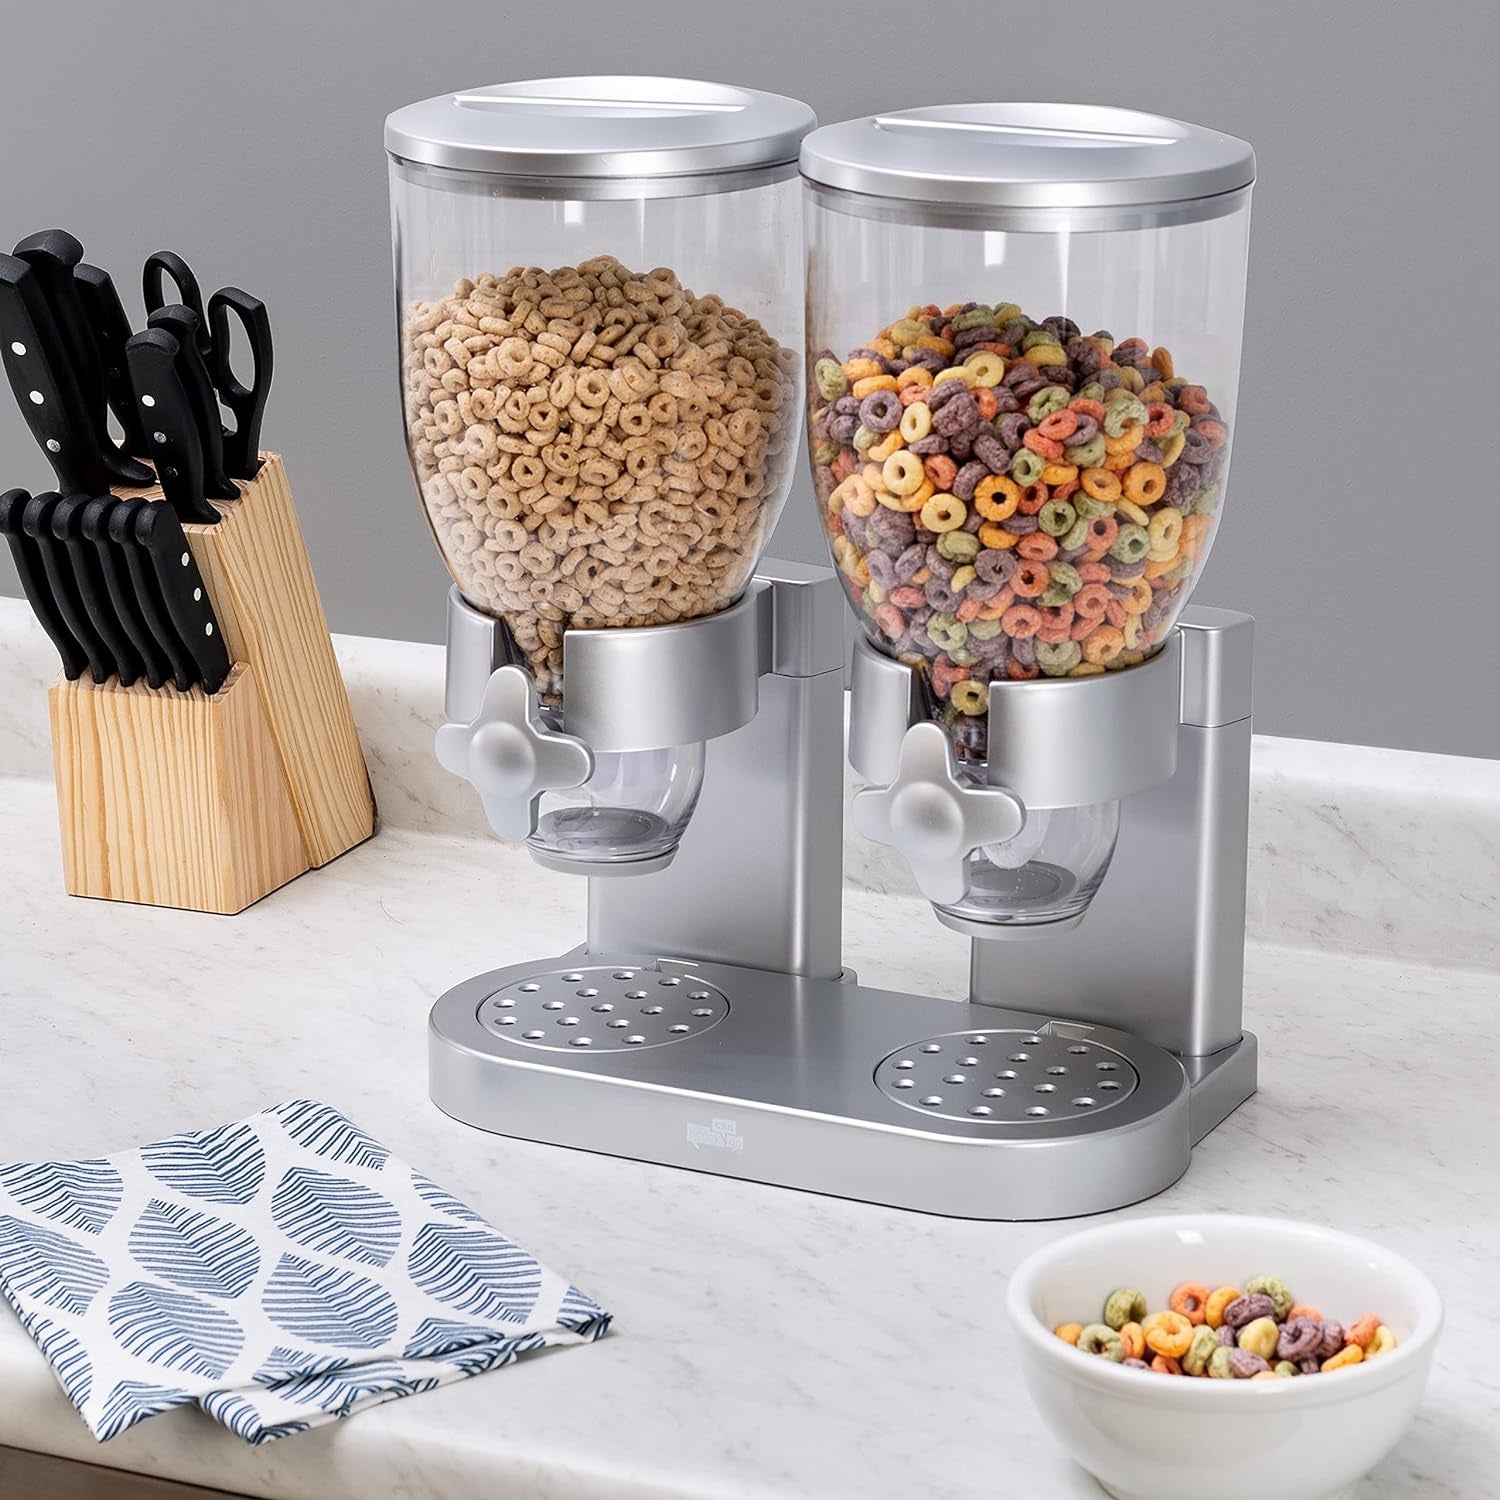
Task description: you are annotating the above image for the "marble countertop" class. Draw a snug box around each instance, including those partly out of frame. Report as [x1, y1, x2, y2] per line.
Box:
[1, 603, 1497, 1500]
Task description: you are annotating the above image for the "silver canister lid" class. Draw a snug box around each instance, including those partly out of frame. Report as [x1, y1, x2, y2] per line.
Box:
[800, 103, 1254, 215]
[385, 76, 816, 180]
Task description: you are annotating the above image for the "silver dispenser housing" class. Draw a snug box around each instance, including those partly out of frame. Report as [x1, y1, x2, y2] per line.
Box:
[428, 561, 1257, 1219]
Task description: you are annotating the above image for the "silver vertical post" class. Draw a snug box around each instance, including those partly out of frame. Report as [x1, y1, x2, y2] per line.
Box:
[587, 562, 848, 980]
[969, 610, 1254, 1060]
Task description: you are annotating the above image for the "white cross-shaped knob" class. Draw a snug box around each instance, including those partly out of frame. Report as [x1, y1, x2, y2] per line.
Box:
[852, 720, 1026, 905]
[434, 665, 594, 840]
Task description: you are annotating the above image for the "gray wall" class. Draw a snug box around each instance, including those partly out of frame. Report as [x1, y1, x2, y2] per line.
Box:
[1, 0, 1495, 758]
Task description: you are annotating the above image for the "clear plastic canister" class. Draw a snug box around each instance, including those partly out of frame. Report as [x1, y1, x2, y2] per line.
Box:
[388, 77, 814, 867]
[801, 103, 1253, 924]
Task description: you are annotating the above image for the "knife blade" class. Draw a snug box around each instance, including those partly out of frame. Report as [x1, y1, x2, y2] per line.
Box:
[207, 287, 273, 480]
[75, 261, 152, 459]
[0, 253, 110, 494]
[147, 303, 236, 499]
[125, 329, 220, 525]
[20, 491, 112, 683]
[142, 250, 210, 359]
[132, 501, 231, 693]
[0, 487, 89, 679]
[108, 498, 197, 692]
[51, 494, 144, 687]
[80, 496, 172, 689]
[13, 230, 154, 488]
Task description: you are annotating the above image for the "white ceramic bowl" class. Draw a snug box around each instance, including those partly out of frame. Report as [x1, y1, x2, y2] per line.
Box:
[1007, 1213, 1443, 1500]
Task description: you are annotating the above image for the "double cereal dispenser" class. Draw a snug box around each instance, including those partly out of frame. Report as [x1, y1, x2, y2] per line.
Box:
[390, 82, 1258, 1218]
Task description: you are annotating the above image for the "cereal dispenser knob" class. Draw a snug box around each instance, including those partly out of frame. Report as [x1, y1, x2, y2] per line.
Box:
[852, 720, 1026, 905]
[434, 664, 594, 840]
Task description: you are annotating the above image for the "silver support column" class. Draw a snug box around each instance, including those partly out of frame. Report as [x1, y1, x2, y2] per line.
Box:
[971, 609, 1255, 1063]
[587, 561, 848, 980]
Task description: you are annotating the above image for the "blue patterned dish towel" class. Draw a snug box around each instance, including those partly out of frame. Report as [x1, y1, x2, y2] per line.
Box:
[0, 1100, 611, 1444]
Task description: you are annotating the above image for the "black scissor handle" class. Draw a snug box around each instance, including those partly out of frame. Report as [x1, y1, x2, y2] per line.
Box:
[148, 302, 236, 500]
[208, 286, 272, 480]
[143, 251, 210, 357]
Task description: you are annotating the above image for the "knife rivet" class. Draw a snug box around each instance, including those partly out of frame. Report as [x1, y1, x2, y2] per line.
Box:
[9, 341, 24, 356]
[180, 551, 191, 566]
[46, 439, 60, 453]
[205, 623, 215, 637]
[28, 390, 43, 405]
[194, 587, 202, 602]
[153, 431, 166, 444]
[141, 394, 156, 408]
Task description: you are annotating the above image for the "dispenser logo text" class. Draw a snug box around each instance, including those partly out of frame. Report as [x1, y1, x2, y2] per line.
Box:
[687, 1117, 743, 1153]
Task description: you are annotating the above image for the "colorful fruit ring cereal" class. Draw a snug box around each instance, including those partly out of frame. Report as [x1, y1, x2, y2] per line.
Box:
[1078, 1324, 1126, 1360]
[1204, 1286, 1242, 1329]
[807, 300, 1230, 759]
[920, 494, 967, 532]
[949, 679, 988, 715]
[1082, 625, 1127, 666]
[1080, 467, 1122, 502]
[1169, 1282, 1211, 1326]
[1011, 561, 1050, 598]
[1001, 603, 1043, 638]
[882, 450, 926, 496]
[1237, 1316, 1281, 1360]
[899, 402, 933, 442]
[1142, 1310, 1195, 1359]
[1182, 1324, 1220, 1376]
[1124, 461, 1167, 505]
[975, 475, 1023, 521]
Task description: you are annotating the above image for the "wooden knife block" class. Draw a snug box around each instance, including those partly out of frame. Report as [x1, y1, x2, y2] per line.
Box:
[47, 453, 377, 914]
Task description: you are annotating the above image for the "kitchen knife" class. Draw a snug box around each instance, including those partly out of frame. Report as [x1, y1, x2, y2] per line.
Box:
[75, 261, 152, 459]
[80, 496, 172, 689]
[0, 487, 88, 679]
[125, 329, 221, 525]
[13, 231, 154, 488]
[51, 494, 144, 686]
[147, 303, 236, 499]
[142, 250, 210, 359]
[108, 499, 197, 692]
[132, 501, 231, 693]
[208, 287, 273, 480]
[0, 253, 110, 494]
[20, 491, 113, 683]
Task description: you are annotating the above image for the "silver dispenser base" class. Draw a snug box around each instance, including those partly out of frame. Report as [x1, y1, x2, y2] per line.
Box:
[430, 574, 1258, 1220]
[429, 950, 1257, 1221]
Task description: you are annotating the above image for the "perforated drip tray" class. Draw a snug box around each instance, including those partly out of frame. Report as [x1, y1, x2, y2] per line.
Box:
[875, 1029, 1139, 1123]
[480, 961, 730, 1051]
[431, 950, 1257, 1220]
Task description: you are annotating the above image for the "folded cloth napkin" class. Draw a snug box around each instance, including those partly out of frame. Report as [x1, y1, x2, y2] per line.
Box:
[0, 1100, 610, 1444]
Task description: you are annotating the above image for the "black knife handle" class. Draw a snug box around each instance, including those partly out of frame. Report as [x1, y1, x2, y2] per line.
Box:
[52, 494, 144, 687]
[21, 491, 113, 683]
[147, 304, 236, 500]
[125, 329, 220, 526]
[109, 499, 196, 692]
[75, 263, 152, 456]
[133, 502, 231, 694]
[1, 487, 88, 679]
[207, 287, 272, 480]
[142, 251, 210, 357]
[81, 496, 171, 689]
[12, 231, 94, 403]
[14, 231, 153, 488]
[0, 253, 110, 494]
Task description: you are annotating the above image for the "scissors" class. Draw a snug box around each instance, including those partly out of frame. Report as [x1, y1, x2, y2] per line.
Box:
[143, 249, 273, 480]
